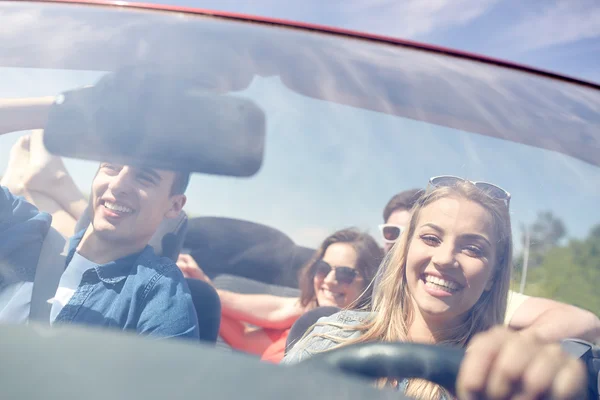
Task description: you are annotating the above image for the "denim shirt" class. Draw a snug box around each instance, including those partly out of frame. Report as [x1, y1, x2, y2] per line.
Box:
[0, 186, 51, 290]
[54, 229, 199, 340]
[282, 309, 371, 364]
[282, 310, 451, 399]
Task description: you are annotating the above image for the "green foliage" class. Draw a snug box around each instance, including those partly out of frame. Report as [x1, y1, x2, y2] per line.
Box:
[515, 211, 567, 272]
[515, 218, 600, 317]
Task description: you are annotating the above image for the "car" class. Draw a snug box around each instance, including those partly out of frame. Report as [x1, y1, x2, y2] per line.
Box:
[0, 1, 599, 399]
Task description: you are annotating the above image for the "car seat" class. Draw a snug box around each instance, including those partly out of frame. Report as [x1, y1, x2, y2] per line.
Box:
[183, 217, 316, 351]
[183, 216, 315, 288]
[285, 306, 340, 353]
[29, 226, 68, 323]
[185, 277, 221, 343]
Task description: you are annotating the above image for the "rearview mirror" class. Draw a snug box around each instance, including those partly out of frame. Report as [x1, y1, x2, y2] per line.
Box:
[43, 67, 266, 177]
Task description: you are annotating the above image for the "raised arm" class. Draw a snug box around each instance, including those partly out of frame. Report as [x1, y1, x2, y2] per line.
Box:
[0, 97, 53, 136]
[508, 295, 600, 344]
[1, 95, 88, 222]
[22, 131, 89, 221]
[1, 132, 87, 236]
[217, 290, 304, 330]
[177, 253, 305, 330]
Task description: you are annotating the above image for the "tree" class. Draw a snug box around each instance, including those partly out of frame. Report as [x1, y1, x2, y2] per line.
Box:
[521, 211, 567, 269]
[513, 211, 567, 291]
[523, 223, 600, 316]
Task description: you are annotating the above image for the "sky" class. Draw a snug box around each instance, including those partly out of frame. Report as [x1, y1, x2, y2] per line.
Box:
[1, 0, 599, 250]
[128, 0, 600, 84]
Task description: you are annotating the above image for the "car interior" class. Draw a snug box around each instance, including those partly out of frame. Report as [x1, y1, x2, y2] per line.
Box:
[1, 1, 599, 399]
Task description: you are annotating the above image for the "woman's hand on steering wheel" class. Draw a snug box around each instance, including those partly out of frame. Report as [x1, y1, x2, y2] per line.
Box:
[458, 326, 587, 399]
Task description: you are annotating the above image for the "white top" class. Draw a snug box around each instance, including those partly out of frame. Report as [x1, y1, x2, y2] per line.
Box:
[504, 290, 530, 325]
[0, 281, 34, 324]
[0, 252, 94, 325]
[48, 252, 95, 323]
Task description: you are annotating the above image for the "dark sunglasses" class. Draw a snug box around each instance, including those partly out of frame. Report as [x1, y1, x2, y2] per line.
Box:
[314, 260, 360, 285]
[429, 175, 511, 207]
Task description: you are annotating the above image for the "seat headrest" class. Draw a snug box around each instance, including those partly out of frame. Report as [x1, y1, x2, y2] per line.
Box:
[74, 206, 188, 261]
[184, 217, 315, 288]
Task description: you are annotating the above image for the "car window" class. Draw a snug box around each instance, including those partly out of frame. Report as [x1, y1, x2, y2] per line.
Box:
[1, 1, 598, 331]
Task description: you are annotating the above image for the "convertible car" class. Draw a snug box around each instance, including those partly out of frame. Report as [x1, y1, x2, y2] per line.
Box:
[0, 1, 598, 399]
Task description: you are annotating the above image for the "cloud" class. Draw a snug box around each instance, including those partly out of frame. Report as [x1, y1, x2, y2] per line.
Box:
[509, 0, 600, 51]
[343, 0, 501, 38]
[159, 0, 499, 40]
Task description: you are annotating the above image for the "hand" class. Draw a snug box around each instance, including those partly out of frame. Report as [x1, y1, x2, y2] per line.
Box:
[23, 129, 69, 192]
[177, 253, 213, 286]
[0, 134, 31, 196]
[0, 130, 68, 196]
[457, 326, 587, 399]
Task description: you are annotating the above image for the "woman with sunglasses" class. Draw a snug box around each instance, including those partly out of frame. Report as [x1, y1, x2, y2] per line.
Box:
[177, 228, 382, 363]
[283, 177, 586, 399]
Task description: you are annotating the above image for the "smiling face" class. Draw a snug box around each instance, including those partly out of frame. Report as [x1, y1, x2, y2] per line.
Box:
[89, 163, 186, 252]
[313, 242, 365, 308]
[405, 196, 497, 326]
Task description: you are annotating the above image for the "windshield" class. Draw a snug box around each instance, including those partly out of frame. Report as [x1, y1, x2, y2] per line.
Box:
[1, 0, 599, 385]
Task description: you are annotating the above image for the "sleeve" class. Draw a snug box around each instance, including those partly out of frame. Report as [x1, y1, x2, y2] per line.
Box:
[0, 186, 52, 285]
[504, 290, 530, 325]
[281, 312, 360, 365]
[1, 186, 44, 221]
[137, 267, 200, 341]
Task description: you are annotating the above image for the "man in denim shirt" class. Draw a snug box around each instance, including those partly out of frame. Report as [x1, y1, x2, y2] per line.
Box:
[47, 162, 199, 339]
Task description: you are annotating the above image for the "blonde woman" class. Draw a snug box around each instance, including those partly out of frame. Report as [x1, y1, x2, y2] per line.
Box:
[283, 177, 586, 399]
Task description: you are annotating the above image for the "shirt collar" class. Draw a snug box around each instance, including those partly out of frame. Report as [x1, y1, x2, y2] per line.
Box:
[67, 229, 150, 284]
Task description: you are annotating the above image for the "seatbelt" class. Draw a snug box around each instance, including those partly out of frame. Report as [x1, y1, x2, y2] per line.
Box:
[29, 227, 67, 324]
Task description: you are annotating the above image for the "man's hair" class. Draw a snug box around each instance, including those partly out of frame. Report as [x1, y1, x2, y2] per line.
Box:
[94, 164, 190, 196]
[171, 172, 190, 195]
[382, 188, 424, 222]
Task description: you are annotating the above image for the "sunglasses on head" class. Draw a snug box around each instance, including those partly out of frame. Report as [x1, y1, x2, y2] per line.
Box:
[378, 224, 405, 243]
[428, 175, 511, 207]
[314, 260, 360, 285]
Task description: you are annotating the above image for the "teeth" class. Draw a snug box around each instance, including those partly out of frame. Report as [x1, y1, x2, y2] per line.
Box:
[425, 275, 460, 291]
[104, 201, 133, 214]
[322, 289, 343, 299]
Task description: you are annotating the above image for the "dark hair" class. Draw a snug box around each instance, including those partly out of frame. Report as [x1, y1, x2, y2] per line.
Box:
[170, 171, 190, 195]
[94, 164, 190, 196]
[382, 189, 424, 222]
[298, 228, 384, 309]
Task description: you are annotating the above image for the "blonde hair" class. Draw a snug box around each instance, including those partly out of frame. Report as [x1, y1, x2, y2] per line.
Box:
[309, 181, 513, 399]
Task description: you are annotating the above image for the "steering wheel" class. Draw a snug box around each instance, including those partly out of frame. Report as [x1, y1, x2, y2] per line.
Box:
[300, 340, 600, 399]
[299, 342, 464, 395]
[561, 339, 600, 400]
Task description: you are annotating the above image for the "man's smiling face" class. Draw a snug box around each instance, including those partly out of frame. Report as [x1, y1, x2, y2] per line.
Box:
[89, 163, 185, 250]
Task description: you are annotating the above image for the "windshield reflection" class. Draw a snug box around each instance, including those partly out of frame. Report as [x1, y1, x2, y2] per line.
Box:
[0, 0, 598, 378]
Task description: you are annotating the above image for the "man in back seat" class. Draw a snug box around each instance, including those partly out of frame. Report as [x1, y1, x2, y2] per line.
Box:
[378, 189, 600, 343]
[0, 133, 199, 340]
